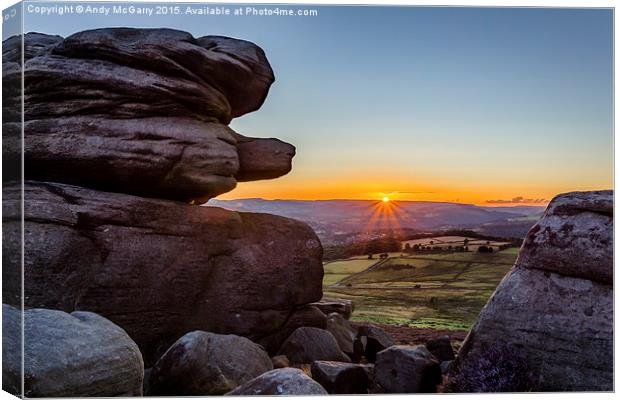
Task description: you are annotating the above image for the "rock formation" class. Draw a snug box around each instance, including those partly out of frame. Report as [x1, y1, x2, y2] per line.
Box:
[2, 27, 324, 395]
[456, 190, 613, 391]
[3, 29, 293, 202]
[3, 181, 322, 365]
[2, 304, 143, 397]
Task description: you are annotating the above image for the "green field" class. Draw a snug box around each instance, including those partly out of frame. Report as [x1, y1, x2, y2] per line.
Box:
[323, 248, 517, 331]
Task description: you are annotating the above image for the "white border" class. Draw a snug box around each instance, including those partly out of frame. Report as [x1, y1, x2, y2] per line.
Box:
[0, 1, 616, 400]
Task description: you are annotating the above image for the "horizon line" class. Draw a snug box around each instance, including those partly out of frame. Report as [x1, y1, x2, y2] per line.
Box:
[209, 198, 549, 207]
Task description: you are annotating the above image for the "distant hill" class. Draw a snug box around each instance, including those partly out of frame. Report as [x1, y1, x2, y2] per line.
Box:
[206, 198, 545, 244]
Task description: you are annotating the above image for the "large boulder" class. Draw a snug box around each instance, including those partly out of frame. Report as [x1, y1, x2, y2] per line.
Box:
[375, 345, 442, 393]
[277, 327, 351, 364]
[457, 190, 613, 391]
[148, 331, 272, 395]
[226, 368, 327, 395]
[2, 304, 143, 397]
[310, 361, 370, 394]
[2, 182, 323, 366]
[2, 30, 294, 201]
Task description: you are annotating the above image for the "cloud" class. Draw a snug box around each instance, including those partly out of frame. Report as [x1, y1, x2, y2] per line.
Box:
[486, 196, 547, 204]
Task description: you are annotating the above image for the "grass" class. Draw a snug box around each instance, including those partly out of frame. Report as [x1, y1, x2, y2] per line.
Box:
[497, 246, 521, 255]
[323, 258, 378, 286]
[322, 248, 518, 331]
[324, 259, 377, 274]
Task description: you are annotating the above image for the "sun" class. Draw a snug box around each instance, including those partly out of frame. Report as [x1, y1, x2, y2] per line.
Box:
[382, 196, 390, 203]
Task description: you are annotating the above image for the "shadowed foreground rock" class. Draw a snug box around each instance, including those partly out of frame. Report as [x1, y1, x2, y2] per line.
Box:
[257, 305, 327, 354]
[325, 312, 358, 357]
[457, 190, 613, 391]
[148, 331, 272, 395]
[356, 324, 395, 362]
[311, 361, 370, 394]
[425, 335, 455, 362]
[2, 29, 294, 201]
[226, 368, 327, 395]
[3, 182, 323, 366]
[375, 345, 441, 393]
[2, 304, 143, 397]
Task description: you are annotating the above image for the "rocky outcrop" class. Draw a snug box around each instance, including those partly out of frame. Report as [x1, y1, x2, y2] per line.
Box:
[2, 27, 329, 394]
[277, 327, 351, 364]
[457, 191, 613, 391]
[3, 181, 323, 366]
[226, 368, 327, 395]
[375, 345, 442, 393]
[148, 331, 272, 395]
[2, 304, 143, 397]
[3, 29, 294, 201]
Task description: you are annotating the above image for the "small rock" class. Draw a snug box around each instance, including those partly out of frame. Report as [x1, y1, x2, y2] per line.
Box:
[325, 312, 357, 357]
[258, 305, 327, 354]
[375, 345, 441, 393]
[271, 355, 290, 369]
[357, 325, 395, 362]
[440, 360, 455, 375]
[310, 299, 354, 319]
[148, 331, 272, 395]
[310, 361, 369, 394]
[226, 368, 327, 395]
[426, 335, 455, 362]
[277, 327, 350, 364]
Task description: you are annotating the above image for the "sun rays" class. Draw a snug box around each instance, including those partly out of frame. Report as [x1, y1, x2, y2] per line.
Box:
[360, 193, 411, 235]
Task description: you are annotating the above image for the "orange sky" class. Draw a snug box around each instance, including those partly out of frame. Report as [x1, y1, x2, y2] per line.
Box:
[218, 161, 613, 206]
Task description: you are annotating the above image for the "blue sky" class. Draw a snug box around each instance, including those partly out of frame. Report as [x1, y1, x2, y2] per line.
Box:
[7, 2, 614, 203]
